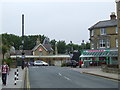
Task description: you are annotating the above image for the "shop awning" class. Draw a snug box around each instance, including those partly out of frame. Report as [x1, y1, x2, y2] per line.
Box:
[10, 55, 71, 59]
[80, 49, 118, 58]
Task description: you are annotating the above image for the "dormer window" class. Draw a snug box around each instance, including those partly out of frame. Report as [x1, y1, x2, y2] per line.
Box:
[100, 28, 106, 35]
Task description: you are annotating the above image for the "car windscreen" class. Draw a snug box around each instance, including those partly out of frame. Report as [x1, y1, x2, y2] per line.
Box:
[36, 60, 42, 63]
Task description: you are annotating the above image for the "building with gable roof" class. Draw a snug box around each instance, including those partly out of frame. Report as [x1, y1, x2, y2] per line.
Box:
[32, 37, 53, 56]
[80, 12, 119, 66]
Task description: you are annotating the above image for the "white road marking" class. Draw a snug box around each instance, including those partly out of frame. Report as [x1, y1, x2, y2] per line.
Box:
[17, 80, 22, 82]
[58, 73, 71, 81]
[64, 76, 71, 81]
[58, 73, 62, 76]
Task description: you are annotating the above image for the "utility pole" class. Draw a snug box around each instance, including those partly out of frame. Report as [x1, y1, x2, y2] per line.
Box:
[21, 14, 25, 70]
[116, 0, 120, 69]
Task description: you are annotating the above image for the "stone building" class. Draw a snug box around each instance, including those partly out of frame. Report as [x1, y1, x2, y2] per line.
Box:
[89, 12, 118, 49]
[80, 13, 119, 66]
[32, 37, 53, 56]
[116, 0, 120, 68]
[10, 37, 70, 66]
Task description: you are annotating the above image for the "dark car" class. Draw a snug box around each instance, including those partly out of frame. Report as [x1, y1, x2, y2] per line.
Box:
[66, 60, 78, 67]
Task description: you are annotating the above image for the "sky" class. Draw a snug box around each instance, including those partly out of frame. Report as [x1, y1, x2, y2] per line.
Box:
[0, 0, 116, 44]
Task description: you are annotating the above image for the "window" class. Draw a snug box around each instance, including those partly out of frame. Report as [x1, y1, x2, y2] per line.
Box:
[99, 39, 106, 48]
[106, 39, 110, 48]
[116, 39, 118, 48]
[100, 28, 106, 35]
[91, 43, 94, 49]
[91, 30, 94, 36]
[116, 27, 118, 33]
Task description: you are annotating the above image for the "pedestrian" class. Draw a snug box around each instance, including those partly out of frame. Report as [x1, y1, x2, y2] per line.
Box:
[1, 61, 9, 86]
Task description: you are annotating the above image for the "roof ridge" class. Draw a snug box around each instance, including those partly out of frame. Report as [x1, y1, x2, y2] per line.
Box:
[99, 19, 117, 22]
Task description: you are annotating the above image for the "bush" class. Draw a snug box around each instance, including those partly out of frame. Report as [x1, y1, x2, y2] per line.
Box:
[61, 63, 67, 67]
[2, 58, 14, 68]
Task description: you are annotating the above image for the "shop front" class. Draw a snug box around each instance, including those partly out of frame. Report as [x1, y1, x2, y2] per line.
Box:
[80, 49, 118, 66]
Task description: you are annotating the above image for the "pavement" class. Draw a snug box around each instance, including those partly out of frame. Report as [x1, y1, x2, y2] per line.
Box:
[0, 66, 26, 89]
[70, 66, 120, 81]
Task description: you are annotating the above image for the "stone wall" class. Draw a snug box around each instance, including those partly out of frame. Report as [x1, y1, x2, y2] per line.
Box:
[101, 65, 120, 74]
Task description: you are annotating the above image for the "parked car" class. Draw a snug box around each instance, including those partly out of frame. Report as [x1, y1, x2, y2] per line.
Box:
[66, 60, 78, 67]
[34, 60, 49, 66]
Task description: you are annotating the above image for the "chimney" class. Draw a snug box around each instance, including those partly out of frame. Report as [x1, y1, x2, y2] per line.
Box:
[110, 12, 116, 20]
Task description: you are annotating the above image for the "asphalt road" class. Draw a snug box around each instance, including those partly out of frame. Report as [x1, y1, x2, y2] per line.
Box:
[28, 66, 119, 88]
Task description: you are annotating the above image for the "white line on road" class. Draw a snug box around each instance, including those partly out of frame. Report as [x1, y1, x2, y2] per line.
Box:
[58, 73, 71, 81]
[64, 76, 71, 81]
[58, 73, 62, 76]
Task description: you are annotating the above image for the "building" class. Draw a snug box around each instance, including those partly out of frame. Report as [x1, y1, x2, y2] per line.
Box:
[80, 13, 118, 66]
[116, 0, 120, 68]
[32, 37, 53, 56]
[10, 38, 70, 66]
[89, 12, 118, 49]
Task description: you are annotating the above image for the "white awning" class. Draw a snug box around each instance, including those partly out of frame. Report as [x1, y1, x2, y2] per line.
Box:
[10, 55, 71, 59]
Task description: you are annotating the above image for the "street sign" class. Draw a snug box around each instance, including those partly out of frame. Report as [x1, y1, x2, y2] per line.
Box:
[39, 48, 42, 52]
[22, 55, 25, 59]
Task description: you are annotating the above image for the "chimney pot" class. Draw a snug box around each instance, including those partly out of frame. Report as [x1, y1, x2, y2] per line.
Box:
[110, 12, 116, 20]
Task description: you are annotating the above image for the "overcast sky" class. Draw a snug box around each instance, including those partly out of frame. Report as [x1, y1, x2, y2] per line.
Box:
[0, 0, 116, 44]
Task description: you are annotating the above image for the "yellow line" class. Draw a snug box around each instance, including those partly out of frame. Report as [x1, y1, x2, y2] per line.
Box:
[27, 67, 30, 89]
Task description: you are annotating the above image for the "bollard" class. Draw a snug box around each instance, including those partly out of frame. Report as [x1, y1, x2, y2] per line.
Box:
[17, 69, 19, 80]
[14, 72, 17, 85]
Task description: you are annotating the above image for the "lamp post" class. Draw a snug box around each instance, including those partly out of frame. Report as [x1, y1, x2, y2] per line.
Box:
[21, 14, 25, 70]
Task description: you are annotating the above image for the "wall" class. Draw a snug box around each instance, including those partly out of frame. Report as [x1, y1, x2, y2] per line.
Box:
[90, 26, 118, 49]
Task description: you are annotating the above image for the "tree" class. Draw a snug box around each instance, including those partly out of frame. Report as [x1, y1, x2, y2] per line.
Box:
[50, 39, 57, 54]
[57, 40, 66, 54]
[85, 42, 90, 49]
[1, 45, 8, 59]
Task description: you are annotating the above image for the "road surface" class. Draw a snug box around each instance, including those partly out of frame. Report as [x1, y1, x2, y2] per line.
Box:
[28, 66, 119, 88]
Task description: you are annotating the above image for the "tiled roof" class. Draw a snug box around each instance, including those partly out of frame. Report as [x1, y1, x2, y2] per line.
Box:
[43, 44, 53, 51]
[32, 43, 53, 52]
[89, 19, 117, 30]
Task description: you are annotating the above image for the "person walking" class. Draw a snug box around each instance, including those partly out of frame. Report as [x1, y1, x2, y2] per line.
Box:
[1, 61, 9, 86]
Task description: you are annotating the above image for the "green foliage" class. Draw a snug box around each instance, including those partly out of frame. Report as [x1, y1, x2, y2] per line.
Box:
[2, 58, 13, 67]
[57, 40, 66, 54]
[61, 63, 67, 67]
[1, 33, 90, 54]
[1, 33, 47, 50]
[1, 45, 8, 59]
[50, 39, 57, 54]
